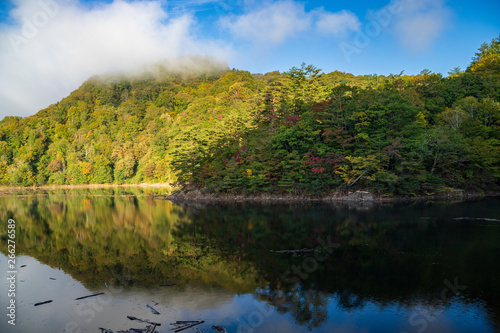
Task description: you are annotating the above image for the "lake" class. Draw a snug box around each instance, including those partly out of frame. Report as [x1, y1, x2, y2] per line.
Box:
[1, 189, 499, 333]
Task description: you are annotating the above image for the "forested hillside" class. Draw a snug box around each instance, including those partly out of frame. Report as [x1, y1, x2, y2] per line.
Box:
[1, 37, 499, 195]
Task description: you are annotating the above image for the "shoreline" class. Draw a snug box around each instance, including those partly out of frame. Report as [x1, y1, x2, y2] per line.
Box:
[164, 189, 500, 203]
[0, 185, 498, 203]
[0, 183, 177, 197]
[0, 183, 175, 191]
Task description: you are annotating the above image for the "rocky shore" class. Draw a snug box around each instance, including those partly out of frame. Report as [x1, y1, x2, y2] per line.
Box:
[164, 189, 498, 203]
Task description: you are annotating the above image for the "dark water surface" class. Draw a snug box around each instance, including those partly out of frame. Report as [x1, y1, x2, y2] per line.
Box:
[0, 190, 499, 333]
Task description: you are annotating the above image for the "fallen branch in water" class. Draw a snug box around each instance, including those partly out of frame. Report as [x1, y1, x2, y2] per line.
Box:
[101, 325, 158, 333]
[145, 325, 157, 333]
[146, 304, 160, 315]
[453, 217, 500, 222]
[127, 316, 161, 326]
[170, 321, 205, 332]
[75, 292, 105, 300]
[128, 325, 158, 333]
[99, 328, 113, 333]
[270, 248, 315, 254]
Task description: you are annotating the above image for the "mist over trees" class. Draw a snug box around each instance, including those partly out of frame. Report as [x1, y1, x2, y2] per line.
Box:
[0, 37, 499, 195]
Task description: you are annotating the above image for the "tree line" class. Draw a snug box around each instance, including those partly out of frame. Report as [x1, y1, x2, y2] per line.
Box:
[0, 36, 499, 195]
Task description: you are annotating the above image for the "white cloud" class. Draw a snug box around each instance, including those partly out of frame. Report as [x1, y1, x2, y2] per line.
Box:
[385, 0, 451, 53]
[2, 0, 448, 119]
[219, 1, 311, 44]
[0, 0, 232, 119]
[316, 10, 360, 36]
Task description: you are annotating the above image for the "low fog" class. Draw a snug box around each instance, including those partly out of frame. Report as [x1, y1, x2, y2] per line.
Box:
[0, 0, 232, 119]
[0, 0, 453, 119]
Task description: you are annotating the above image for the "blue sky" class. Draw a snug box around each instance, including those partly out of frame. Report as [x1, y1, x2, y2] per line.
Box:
[0, 0, 498, 119]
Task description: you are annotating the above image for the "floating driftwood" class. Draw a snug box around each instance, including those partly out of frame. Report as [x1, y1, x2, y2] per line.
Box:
[75, 292, 105, 300]
[127, 316, 161, 326]
[34, 300, 53, 306]
[125, 325, 158, 333]
[146, 304, 160, 315]
[453, 217, 500, 222]
[101, 325, 158, 333]
[170, 320, 205, 332]
[270, 248, 316, 254]
[99, 328, 113, 333]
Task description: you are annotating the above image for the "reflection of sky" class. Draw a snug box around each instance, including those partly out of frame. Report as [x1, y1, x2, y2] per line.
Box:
[1, 253, 495, 333]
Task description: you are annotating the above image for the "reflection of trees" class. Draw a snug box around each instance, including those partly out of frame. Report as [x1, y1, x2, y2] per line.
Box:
[337, 290, 367, 310]
[0, 194, 262, 291]
[0, 194, 181, 286]
[179, 200, 500, 331]
[0, 196, 499, 331]
[255, 287, 329, 329]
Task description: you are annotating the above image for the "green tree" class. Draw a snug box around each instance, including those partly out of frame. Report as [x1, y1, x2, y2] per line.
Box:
[468, 34, 500, 73]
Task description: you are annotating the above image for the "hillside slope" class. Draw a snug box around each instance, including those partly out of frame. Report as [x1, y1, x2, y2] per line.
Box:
[1, 39, 499, 195]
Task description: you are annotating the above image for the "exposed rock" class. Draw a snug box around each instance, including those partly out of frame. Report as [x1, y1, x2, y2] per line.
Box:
[444, 189, 465, 199]
[345, 191, 375, 201]
[163, 188, 498, 203]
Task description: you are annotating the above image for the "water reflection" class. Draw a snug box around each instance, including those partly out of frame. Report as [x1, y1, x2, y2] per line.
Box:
[0, 193, 499, 332]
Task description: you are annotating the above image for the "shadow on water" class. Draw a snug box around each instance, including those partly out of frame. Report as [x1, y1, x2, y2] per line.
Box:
[0, 192, 499, 332]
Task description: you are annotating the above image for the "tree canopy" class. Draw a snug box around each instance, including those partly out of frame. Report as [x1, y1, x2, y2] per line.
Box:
[0, 39, 499, 195]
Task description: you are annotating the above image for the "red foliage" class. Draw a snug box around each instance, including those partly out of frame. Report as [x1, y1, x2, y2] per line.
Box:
[232, 150, 243, 165]
[47, 158, 62, 172]
[285, 115, 301, 126]
[304, 153, 345, 175]
[311, 101, 331, 113]
[312, 167, 326, 174]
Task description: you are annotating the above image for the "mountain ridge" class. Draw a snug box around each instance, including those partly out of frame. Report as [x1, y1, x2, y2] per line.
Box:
[1, 37, 499, 195]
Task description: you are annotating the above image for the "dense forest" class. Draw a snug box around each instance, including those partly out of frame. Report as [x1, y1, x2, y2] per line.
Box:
[0, 36, 499, 195]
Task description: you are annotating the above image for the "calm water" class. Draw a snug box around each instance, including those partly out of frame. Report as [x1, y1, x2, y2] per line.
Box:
[0, 190, 499, 333]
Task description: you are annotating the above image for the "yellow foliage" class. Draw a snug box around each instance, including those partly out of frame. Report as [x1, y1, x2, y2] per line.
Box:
[80, 162, 92, 176]
[416, 112, 428, 127]
[470, 54, 500, 73]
